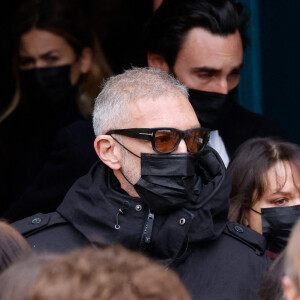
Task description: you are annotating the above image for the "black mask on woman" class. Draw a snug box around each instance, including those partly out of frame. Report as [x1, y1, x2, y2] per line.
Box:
[251, 205, 300, 253]
[19, 65, 76, 114]
[188, 88, 235, 130]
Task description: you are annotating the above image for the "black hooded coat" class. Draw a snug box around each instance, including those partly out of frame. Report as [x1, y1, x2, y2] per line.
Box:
[14, 147, 271, 300]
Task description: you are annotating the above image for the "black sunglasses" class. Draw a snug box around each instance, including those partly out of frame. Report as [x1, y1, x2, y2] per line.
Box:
[106, 127, 210, 154]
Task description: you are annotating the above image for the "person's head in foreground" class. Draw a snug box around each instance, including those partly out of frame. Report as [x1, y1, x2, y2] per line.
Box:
[24, 245, 191, 300]
[282, 219, 300, 300]
[0, 220, 32, 274]
[228, 137, 300, 254]
[0, 253, 56, 300]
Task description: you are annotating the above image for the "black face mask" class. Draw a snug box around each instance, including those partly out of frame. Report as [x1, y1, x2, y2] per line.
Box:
[19, 65, 75, 114]
[188, 88, 235, 130]
[117, 141, 201, 215]
[132, 153, 200, 214]
[251, 205, 300, 253]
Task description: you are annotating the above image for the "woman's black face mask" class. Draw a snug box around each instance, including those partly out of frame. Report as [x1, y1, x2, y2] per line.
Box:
[19, 65, 75, 113]
[251, 205, 300, 253]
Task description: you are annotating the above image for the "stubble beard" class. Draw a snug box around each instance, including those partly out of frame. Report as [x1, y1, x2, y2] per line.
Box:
[121, 147, 140, 198]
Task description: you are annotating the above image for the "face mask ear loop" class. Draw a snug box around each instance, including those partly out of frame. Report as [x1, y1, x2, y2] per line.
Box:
[110, 135, 141, 158]
[119, 169, 135, 187]
[110, 134, 142, 187]
[249, 207, 262, 215]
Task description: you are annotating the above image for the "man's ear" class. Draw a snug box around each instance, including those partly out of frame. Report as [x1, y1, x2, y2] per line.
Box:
[79, 47, 93, 74]
[282, 276, 299, 300]
[147, 52, 170, 73]
[94, 135, 122, 170]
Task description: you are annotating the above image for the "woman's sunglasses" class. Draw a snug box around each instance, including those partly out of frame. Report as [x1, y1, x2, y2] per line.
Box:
[106, 127, 210, 154]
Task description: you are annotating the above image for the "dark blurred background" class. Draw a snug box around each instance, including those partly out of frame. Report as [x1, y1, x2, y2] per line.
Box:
[259, 1, 300, 145]
[1, 0, 300, 144]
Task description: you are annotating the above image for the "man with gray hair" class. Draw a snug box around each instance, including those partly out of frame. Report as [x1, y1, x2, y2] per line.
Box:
[14, 67, 271, 300]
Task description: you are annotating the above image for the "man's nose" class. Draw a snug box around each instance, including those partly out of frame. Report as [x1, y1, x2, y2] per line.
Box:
[35, 60, 47, 69]
[215, 79, 229, 94]
[174, 139, 188, 153]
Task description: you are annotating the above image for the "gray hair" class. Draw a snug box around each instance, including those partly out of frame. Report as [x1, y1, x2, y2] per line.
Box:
[92, 67, 188, 136]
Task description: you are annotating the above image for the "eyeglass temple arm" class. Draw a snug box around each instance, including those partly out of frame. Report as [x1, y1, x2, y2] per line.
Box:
[106, 129, 153, 141]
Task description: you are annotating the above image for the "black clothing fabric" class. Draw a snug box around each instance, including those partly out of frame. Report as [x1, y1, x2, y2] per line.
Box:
[220, 102, 288, 158]
[0, 92, 98, 221]
[14, 147, 271, 300]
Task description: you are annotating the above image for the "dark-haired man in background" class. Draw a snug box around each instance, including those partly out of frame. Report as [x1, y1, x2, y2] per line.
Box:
[145, 0, 287, 166]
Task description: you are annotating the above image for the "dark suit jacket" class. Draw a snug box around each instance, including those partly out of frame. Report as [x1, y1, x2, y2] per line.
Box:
[2, 120, 98, 222]
[219, 103, 288, 158]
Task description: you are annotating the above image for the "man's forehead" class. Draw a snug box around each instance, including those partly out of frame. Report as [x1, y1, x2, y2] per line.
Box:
[126, 94, 200, 129]
[179, 28, 243, 65]
[184, 27, 242, 48]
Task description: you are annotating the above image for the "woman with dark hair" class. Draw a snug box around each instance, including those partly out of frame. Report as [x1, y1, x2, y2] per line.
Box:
[228, 137, 300, 259]
[0, 0, 112, 221]
[0, 220, 32, 273]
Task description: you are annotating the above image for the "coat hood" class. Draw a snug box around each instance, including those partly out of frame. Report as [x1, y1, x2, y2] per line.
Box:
[187, 146, 231, 242]
[58, 147, 231, 262]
